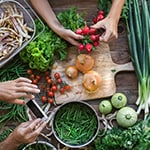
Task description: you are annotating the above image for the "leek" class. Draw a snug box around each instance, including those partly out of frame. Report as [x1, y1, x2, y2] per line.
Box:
[126, 0, 150, 119]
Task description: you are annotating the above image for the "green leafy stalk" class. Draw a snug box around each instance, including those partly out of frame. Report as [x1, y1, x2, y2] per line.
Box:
[126, 0, 150, 119]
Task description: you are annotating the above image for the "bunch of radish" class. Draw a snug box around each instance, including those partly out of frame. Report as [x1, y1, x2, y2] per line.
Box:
[76, 26, 100, 53]
[76, 10, 105, 53]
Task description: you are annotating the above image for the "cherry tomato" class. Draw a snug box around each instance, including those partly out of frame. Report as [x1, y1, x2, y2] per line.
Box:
[59, 87, 65, 94]
[48, 91, 54, 97]
[45, 71, 50, 76]
[54, 72, 60, 79]
[27, 69, 32, 75]
[30, 74, 35, 80]
[47, 78, 52, 84]
[48, 98, 53, 104]
[41, 96, 47, 103]
[32, 79, 38, 84]
[64, 85, 71, 91]
[36, 75, 41, 81]
[57, 78, 62, 84]
[51, 85, 57, 92]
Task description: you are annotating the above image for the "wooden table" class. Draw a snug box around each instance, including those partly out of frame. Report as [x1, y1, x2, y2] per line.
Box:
[2, 0, 139, 149]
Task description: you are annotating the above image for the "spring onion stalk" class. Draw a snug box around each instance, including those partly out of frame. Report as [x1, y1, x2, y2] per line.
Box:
[126, 0, 150, 119]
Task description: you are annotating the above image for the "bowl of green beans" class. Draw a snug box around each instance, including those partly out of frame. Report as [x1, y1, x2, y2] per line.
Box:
[52, 101, 100, 148]
[22, 141, 57, 150]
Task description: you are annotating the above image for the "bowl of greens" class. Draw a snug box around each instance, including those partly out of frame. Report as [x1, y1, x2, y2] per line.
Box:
[52, 101, 100, 148]
[22, 141, 57, 150]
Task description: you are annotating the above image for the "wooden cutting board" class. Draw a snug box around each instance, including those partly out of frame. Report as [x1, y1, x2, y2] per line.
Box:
[52, 42, 134, 104]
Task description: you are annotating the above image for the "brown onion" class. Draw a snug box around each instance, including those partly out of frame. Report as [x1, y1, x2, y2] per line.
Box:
[82, 70, 102, 93]
[65, 66, 78, 79]
[75, 54, 94, 73]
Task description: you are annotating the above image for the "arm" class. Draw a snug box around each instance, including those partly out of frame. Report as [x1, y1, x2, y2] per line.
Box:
[0, 119, 47, 150]
[91, 0, 125, 42]
[0, 77, 40, 105]
[29, 0, 83, 46]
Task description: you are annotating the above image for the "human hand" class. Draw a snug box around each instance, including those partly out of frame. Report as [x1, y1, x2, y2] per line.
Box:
[91, 16, 118, 43]
[0, 77, 40, 105]
[11, 119, 47, 145]
[56, 28, 84, 46]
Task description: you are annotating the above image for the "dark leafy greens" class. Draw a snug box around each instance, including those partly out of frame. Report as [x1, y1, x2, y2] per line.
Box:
[89, 115, 150, 150]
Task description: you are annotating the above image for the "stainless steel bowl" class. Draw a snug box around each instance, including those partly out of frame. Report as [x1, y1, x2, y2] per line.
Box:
[0, 0, 36, 67]
[52, 101, 100, 148]
[22, 141, 57, 150]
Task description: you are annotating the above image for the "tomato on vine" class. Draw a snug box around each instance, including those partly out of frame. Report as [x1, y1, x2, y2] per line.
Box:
[41, 96, 47, 103]
[64, 85, 71, 91]
[48, 91, 54, 97]
[48, 98, 53, 104]
[51, 85, 57, 92]
[54, 72, 60, 79]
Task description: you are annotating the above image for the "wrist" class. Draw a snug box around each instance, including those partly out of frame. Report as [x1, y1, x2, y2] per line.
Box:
[0, 133, 21, 150]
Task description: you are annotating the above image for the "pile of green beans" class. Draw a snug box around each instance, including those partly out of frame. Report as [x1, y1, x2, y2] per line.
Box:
[0, 55, 28, 82]
[0, 55, 29, 125]
[54, 102, 98, 145]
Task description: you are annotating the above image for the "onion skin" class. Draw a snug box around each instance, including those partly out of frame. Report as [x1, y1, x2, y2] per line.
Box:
[82, 70, 102, 93]
[75, 54, 94, 73]
[65, 66, 78, 79]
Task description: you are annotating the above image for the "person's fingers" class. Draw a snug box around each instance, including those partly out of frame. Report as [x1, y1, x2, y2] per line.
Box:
[68, 38, 81, 46]
[10, 99, 25, 105]
[25, 119, 42, 133]
[31, 121, 47, 137]
[15, 77, 32, 83]
[15, 84, 40, 94]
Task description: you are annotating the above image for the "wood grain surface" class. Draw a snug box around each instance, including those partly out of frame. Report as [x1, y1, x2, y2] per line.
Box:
[52, 43, 134, 104]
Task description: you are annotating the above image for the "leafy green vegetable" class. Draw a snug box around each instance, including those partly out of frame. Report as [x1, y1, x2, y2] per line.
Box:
[91, 115, 150, 150]
[20, 7, 85, 72]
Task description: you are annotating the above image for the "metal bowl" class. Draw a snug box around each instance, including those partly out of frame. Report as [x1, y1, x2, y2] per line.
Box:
[22, 141, 57, 150]
[52, 101, 100, 148]
[0, 0, 36, 67]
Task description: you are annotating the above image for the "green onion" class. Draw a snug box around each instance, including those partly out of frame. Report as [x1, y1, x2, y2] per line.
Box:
[126, 0, 150, 119]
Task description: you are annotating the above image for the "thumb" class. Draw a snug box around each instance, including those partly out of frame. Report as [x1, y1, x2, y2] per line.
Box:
[12, 99, 25, 105]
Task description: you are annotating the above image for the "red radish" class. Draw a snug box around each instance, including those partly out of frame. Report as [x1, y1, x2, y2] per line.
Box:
[90, 35, 97, 41]
[89, 28, 97, 35]
[98, 10, 104, 16]
[82, 26, 90, 35]
[93, 17, 97, 24]
[76, 28, 83, 34]
[85, 43, 93, 52]
[78, 44, 84, 50]
[97, 14, 104, 21]
[94, 41, 99, 47]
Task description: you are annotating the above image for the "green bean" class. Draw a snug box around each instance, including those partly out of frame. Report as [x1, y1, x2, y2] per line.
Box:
[54, 102, 98, 145]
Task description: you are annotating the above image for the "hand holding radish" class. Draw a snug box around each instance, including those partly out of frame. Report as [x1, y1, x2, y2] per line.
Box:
[0, 77, 40, 105]
[91, 16, 118, 43]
